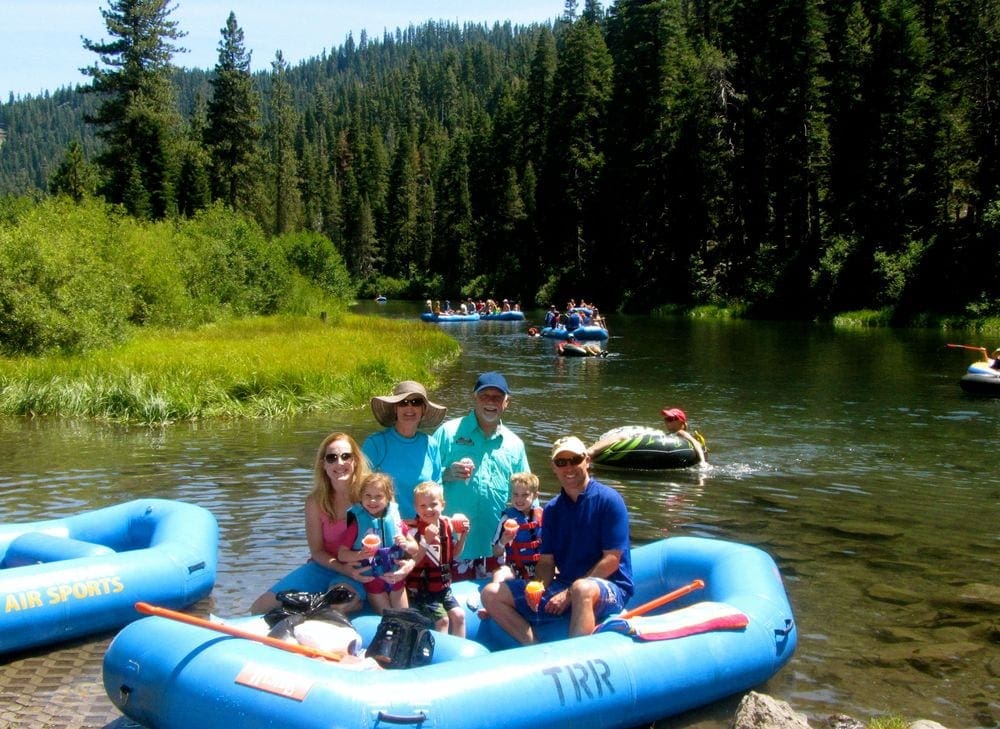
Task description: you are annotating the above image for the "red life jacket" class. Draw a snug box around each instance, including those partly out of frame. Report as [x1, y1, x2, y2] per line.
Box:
[405, 517, 455, 593]
[501, 506, 543, 580]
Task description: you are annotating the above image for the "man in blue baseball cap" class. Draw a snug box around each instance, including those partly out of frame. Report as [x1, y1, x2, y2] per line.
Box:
[432, 371, 530, 578]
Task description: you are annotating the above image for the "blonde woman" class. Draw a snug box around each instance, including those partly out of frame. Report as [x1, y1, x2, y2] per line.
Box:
[250, 432, 373, 615]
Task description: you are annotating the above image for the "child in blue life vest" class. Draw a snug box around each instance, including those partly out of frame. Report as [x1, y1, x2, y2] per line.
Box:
[405, 481, 469, 637]
[490, 472, 543, 584]
[339, 472, 418, 615]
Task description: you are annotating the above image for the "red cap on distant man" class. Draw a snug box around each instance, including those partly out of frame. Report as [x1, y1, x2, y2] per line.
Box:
[660, 407, 687, 424]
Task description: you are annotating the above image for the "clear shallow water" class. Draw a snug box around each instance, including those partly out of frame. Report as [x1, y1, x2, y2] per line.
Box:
[1, 302, 997, 727]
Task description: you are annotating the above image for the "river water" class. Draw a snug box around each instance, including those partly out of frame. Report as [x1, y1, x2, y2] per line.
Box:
[1, 301, 997, 728]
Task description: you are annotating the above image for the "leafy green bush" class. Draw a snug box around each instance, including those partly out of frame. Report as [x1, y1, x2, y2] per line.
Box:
[0, 198, 361, 357]
[172, 203, 292, 319]
[276, 230, 356, 300]
[0, 197, 132, 355]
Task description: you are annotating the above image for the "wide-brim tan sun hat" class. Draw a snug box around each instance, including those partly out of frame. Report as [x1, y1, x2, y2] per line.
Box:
[370, 380, 446, 429]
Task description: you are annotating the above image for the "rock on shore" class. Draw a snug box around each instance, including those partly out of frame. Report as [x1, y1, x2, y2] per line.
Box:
[731, 692, 950, 729]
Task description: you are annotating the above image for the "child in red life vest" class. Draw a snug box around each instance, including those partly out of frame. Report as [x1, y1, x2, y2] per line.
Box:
[490, 472, 543, 584]
[338, 473, 418, 614]
[405, 481, 469, 637]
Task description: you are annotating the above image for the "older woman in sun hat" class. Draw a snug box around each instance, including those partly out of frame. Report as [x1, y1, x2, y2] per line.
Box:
[362, 381, 447, 519]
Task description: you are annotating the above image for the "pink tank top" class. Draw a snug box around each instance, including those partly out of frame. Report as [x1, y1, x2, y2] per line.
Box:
[320, 511, 350, 555]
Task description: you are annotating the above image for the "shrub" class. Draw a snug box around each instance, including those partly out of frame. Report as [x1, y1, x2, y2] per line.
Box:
[0, 197, 131, 355]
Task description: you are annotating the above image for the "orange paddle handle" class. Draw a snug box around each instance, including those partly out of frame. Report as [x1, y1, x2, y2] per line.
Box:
[618, 579, 705, 620]
[134, 601, 344, 662]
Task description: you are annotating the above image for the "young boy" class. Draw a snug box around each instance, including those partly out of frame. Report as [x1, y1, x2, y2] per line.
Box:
[405, 481, 469, 637]
[491, 472, 542, 584]
[339, 472, 417, 614]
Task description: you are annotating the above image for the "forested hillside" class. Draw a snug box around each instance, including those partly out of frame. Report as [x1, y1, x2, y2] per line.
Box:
[1, 0, 997, 321]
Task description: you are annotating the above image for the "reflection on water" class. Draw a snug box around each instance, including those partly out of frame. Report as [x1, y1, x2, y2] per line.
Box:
[1, 302, 997, 728]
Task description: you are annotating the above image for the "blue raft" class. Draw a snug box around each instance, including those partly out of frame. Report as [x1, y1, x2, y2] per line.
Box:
[480, 311, 526, 321]
[420, 311, 481, 322]
[959, 361, 1000, 396]
[540, 324, 609, 341]
[0, 498, 218, 654]
[102, 536, 796, 729]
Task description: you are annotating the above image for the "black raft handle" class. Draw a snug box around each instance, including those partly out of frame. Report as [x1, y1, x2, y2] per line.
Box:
[376, 710, 427, 725]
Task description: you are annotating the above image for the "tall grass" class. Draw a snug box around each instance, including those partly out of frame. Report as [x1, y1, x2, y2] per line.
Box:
[0, 314, 459, 424]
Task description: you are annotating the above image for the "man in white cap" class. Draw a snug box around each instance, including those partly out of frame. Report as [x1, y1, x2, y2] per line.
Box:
[480, 435, 632, 644]
[433, 371, 530, 577]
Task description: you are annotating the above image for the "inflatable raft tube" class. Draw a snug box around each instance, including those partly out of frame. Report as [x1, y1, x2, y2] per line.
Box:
[102, 537, 796, 729]
[590, 426, 699, 469]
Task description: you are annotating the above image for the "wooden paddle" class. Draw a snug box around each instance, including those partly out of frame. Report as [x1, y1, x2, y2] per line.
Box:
[617, 579, 705, 620]
[134, 601, 347, 662]
[947, 343, 988, 356]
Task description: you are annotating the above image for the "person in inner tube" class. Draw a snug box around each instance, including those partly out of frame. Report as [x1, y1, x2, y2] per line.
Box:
[661, 407, 707, 465]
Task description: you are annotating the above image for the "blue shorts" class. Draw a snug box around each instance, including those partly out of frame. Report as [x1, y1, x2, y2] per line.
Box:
[269, 561, 366, 602]
[507, 577, 627, 623]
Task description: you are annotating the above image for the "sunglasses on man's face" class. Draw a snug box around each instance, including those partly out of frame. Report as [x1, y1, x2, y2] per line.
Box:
[396, 397, 425, 408]
[552, 454, 585, 468]
[324, 452, 354, 464]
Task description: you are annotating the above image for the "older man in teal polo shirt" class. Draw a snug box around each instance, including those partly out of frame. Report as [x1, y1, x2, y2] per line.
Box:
[433, 371, 530, 578]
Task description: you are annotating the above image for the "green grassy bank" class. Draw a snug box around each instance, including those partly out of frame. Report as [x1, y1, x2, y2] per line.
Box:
[0, 313, 459, 424]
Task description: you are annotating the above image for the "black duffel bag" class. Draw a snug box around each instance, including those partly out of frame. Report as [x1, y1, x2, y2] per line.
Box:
[365, 608, 435, 669]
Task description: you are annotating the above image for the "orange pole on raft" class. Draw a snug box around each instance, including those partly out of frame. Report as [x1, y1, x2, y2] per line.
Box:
[946, 344, 987, 354]
[134, 602, 346, 662]
[617, 579, 706, 620]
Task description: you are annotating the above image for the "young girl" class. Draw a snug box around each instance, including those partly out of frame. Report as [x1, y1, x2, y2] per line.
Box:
[339, 472, 417, 614]
[491, 472, 543, 583]
[405, 481, 469, 636]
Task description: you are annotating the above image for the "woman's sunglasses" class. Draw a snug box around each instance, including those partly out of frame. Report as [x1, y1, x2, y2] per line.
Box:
[552, 454, 585, 467]
[324, 452, 354, 463]
[395, 397, 425, 408]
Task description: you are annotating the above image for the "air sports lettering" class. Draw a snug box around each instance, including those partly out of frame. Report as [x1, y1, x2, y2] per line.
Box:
[3, 575, 125, 613]
[542, 658, 615, 706]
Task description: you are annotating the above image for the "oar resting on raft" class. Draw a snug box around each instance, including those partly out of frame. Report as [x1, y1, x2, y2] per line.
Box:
[135, 601, 351, 663]
[590, 578, 706, 635]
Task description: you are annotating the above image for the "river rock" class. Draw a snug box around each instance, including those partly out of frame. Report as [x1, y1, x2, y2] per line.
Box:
[824, 714, 864, 729]
[823, 521, 905, 540]
[730, 691, 810, 729]
[866, 584, 922, 605]
[932, 582, 1000, 611]
[909, 721, 949, 729]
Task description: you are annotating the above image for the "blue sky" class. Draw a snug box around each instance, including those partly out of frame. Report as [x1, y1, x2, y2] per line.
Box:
[2, 1, 567, 100]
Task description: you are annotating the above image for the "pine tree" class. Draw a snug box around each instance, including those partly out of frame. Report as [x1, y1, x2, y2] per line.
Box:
[265, 51, 303, 235]
[80, 0, 185, 219]
[205, 11, 262, 211]
[49, 140, 98, 201]
[546, 16, 612, 277]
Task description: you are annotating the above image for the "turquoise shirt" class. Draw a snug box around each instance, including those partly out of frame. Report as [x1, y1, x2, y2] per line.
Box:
[362, 427, 442, 520]
[432, 410, 531, 560]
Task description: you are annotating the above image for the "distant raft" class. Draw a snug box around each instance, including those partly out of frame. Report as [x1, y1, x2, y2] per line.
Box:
[960, 361, 1000, 396]
[480, 311, 525, 321]
[540, 325, 609, 341]
[557, 340, 607, 357]
[420, 311, 481, 322]
[590, 426, 701, 469]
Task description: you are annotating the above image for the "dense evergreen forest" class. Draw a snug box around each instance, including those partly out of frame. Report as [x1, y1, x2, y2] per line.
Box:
[1, 0, 997, 322]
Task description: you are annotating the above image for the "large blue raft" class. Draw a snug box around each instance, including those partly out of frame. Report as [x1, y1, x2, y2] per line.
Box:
[102, 536, 796, 729]
[0, 498, 218, 654]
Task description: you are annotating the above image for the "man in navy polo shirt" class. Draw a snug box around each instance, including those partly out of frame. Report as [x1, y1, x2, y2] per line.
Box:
[480, 436, 632, 644]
